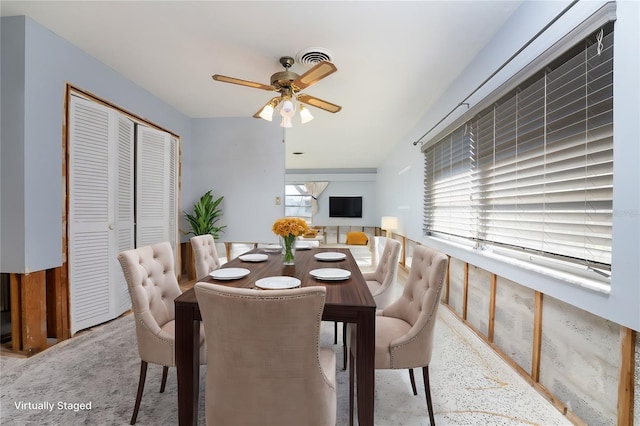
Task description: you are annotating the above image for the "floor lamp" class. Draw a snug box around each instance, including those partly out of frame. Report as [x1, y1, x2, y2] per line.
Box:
[381, 216, 398, 238]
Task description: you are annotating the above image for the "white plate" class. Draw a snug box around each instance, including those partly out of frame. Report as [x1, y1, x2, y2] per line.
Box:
[209, 268, 250, 280]
[295, 242, 313, 250]
[263, 244, 282, 253]
[255, 276, 301, 290]
[310, 268, 352, 281]
[314, 252, 347, 261]
[239, 253, 269, 262]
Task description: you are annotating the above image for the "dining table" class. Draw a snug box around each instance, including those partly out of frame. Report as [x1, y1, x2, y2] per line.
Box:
[175, 245, 376, 425]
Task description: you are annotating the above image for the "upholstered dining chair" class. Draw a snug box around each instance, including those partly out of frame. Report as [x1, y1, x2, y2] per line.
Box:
[190, 234, 222, 280]
[194, 282, 336, 426]
[364, 237, 402, 308]
[348, 244, 448, 426]
[339, 237, 402, 369]
[118, 242, 206, 425]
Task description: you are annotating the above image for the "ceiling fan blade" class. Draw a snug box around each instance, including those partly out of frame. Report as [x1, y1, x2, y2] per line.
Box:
[292, 61, 337, 90]
[212, 74, 275, 91]
[297, 94, 341, 113]
[253, 97, 281, 119]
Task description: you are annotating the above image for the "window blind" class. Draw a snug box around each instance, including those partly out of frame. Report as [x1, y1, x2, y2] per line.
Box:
[424, 126, 475, 240]
[285, 184, 313, 219]
[424, 24, 613, 268]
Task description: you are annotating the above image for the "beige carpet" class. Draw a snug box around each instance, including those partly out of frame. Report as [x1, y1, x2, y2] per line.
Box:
[1, 302, 571, 425]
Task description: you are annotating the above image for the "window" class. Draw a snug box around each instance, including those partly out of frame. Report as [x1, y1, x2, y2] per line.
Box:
[285, 184, 312, 220]
[424, 23, 614, 272]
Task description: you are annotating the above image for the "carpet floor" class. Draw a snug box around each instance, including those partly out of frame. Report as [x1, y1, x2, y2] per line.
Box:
[1, 303, 571, 425]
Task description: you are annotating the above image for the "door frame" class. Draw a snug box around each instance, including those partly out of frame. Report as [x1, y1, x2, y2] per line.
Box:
[61, 84, 182, 336]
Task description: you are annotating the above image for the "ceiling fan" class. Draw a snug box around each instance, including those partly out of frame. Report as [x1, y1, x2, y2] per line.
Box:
[212, 56, 341, 127]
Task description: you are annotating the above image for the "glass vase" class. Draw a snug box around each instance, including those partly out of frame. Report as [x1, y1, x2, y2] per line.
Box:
[280, 235, 296, 265]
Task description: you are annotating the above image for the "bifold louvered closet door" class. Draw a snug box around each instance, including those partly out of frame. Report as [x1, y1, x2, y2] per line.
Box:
[68, 95, 178, 334]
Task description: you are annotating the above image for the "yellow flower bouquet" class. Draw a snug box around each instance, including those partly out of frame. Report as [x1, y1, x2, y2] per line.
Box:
[272, 217, 310, 265]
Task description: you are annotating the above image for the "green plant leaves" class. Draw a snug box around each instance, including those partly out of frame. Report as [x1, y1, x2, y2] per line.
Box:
[183, 190, 226, 238]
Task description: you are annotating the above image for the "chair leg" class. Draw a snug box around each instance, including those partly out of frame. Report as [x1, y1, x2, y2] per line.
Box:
[348, 349, 355, 426]
[334, 321, 338, 344]
[160, 366, 169, 393]
[422, 366, 436, 425]
[408, 368, 418, 395]
[342, 322, 347, 370]
[131, 361, 148, 425]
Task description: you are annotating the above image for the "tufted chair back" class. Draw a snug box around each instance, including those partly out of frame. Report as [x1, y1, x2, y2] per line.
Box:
[363, 238, 401, 308]
[118, 242, 207, 424]
[382, 244, 448, 368]
[190, 234, 221, 280]
[118, 242, 182, 366]
[349, 244, 447, 425]
[195, 282, 336, 426]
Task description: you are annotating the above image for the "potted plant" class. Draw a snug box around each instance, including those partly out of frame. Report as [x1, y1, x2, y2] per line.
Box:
[184, 190, 226, 239]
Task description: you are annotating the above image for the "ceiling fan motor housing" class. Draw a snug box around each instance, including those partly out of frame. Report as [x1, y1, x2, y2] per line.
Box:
[271, 70, 299, 91]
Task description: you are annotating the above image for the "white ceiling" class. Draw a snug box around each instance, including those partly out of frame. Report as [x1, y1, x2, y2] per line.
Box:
[1, 1, 522, 170]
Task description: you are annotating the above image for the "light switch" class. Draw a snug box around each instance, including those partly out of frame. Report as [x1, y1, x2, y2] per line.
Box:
[275, 196, 281, 205]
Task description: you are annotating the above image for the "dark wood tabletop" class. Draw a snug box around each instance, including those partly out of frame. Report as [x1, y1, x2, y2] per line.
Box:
[177, 246, 375, 313]
[175, 246, 376, 426]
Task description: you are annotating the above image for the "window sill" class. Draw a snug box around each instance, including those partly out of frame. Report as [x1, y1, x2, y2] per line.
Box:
[424, 236, 611, 296]
[479, 249, 611, 295]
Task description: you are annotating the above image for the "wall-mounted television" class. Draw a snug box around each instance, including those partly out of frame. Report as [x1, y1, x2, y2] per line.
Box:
[329, 196, 363, 218]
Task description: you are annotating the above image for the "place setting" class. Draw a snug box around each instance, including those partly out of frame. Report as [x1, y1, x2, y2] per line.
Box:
[295, 242, 314, 250]
[209, 268, 250, 280]
[238, 253, 269, 262]
[314, 251, 347, 261]
[262, 244, 282, 254]
[254, 276, 301, 290]
[309, 268, 351, 281]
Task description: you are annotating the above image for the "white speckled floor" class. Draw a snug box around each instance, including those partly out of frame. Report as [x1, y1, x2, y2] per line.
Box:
[0, 244, 572, 425]
[336, 244, 572, 425]
[380, 307, 572, 426]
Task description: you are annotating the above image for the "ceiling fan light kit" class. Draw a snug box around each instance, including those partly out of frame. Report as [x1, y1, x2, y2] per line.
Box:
[258, 103, 275, 121]
[299, 106, 314, 124]
[212, 55, 340, 127]
[279, 98, 296, 128]
[281, 99, 295, 114]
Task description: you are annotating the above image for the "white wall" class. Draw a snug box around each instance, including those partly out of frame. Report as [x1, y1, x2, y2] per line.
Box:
[0, 16, 192, 273]
[377, 1, 640, 330]
[0, 17, 25, 272]
[189, 118, 284, 243]
[286, 170, 378, 227]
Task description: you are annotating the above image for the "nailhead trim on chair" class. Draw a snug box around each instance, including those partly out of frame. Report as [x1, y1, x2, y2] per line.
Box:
[195, 286, 336, 390]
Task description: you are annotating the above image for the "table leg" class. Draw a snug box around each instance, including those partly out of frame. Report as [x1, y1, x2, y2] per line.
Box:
[356, 310, 375, 425]
[176, 304, 200, 426]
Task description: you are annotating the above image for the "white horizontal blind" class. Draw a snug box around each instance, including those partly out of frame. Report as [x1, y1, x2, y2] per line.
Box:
[285, 184, 313, 219]
[424, 126, 475, 240]
[424, 24, 613, 268]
